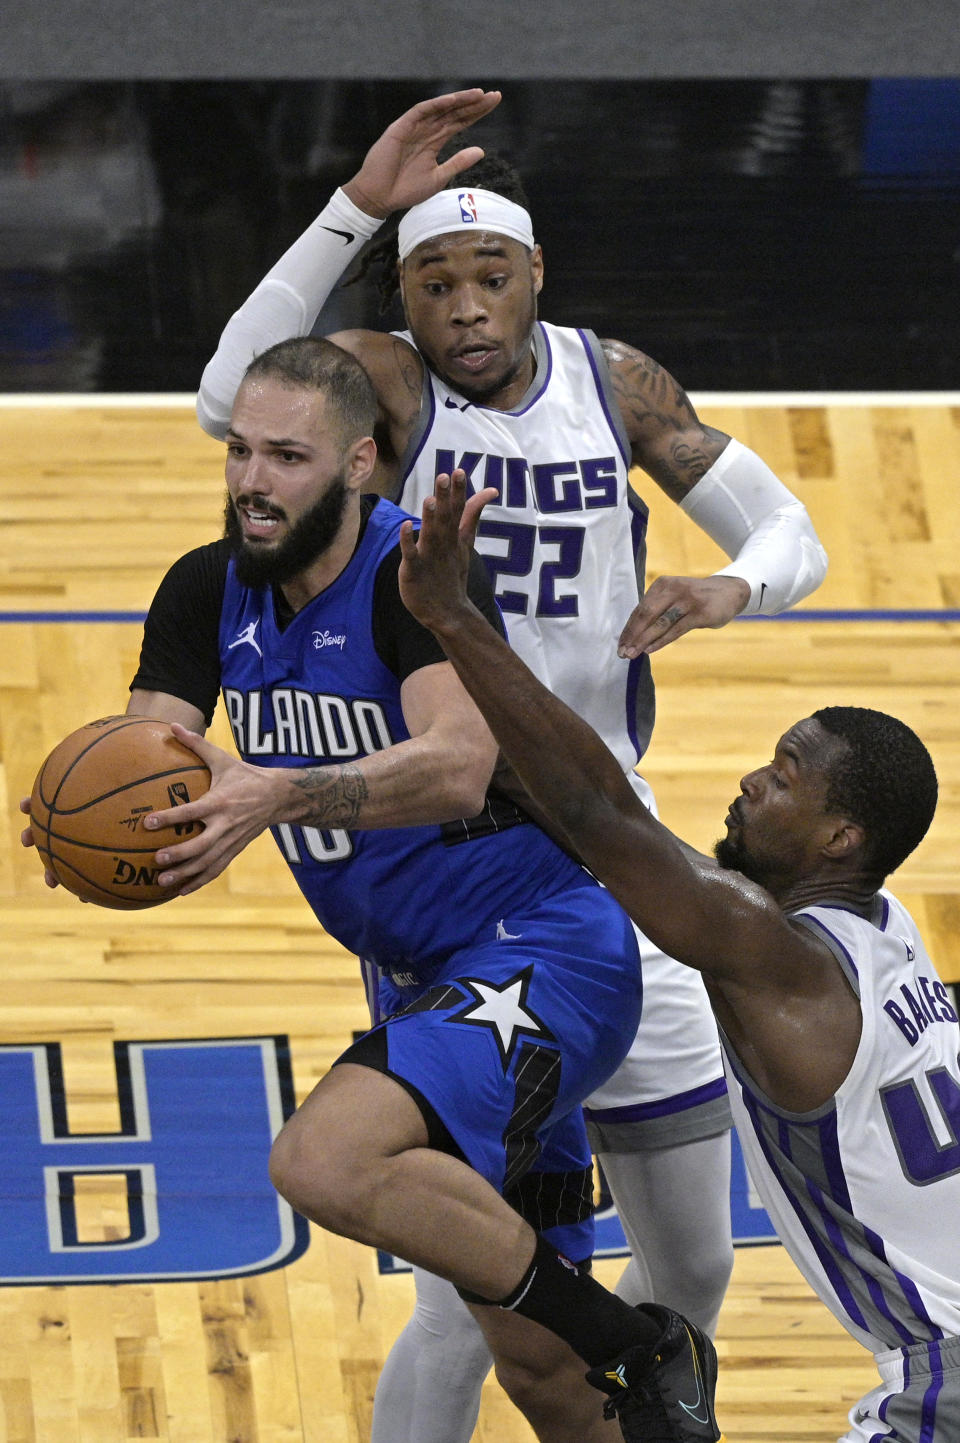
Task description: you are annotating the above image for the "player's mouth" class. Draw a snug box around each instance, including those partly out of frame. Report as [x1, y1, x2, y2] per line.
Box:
[724, 799, 744, 830]
[450, 341, 500, 374]
[238, 499, 286, 541]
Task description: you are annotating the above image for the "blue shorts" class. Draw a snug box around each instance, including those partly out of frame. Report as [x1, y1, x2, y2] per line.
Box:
[338, 879, 642, 1256]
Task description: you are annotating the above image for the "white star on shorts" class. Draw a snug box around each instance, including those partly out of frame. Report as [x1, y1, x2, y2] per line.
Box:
[450, 970, 552, 1068]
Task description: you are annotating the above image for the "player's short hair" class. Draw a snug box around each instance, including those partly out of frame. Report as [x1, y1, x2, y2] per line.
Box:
[244, 336, 377, 448]
[813, 706, 938, 880]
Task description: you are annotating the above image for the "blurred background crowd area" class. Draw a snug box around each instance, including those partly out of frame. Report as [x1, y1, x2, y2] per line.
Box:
[1, 76, 959, 393]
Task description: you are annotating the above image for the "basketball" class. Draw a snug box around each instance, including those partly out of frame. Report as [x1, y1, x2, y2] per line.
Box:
[29, 715, 211, 909]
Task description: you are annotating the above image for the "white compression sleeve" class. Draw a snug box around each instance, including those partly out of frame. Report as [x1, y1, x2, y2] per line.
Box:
[679, 438, 828, 614]
[196, 188, 384, 438]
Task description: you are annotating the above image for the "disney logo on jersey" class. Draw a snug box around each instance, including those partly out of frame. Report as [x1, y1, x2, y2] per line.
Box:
[312, 630, 347, 651]
[458, 192, 479, 223]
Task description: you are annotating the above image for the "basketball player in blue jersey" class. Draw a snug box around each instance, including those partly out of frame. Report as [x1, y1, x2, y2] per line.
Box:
[396, 469, 960, 1443]
[194, 85, 828, 1443]
[26, 335, 719, 1443]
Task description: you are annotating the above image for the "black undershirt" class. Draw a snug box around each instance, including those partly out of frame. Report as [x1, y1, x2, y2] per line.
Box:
[131, 494, 505, 726]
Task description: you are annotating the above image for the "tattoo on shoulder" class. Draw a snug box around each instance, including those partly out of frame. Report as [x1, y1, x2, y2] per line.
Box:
[600, 338, 730, 500]
[601, 339, 693, 430]
[291, 765, 369, 828]
[392, 337, 423, 402]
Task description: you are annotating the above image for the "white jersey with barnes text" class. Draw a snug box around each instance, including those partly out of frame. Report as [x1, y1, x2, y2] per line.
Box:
[394, 319, 729, 1142]
[722, 891, 960, 1355]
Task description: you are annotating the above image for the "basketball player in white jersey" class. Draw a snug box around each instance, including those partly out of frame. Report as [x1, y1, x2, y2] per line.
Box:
[196, 88, 827, 1440]
[399, 469, 960, 1443]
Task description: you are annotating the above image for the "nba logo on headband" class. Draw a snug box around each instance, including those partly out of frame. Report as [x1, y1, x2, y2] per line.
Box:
[458, 193, 479, 224]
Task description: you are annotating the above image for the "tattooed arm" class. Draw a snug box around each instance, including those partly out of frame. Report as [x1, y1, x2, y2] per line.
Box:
[601, 338, 825, 655]
[602, 338, 732, 499]
[137, 660, 499, 895]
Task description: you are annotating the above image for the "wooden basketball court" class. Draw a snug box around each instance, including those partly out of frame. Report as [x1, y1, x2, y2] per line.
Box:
[1, 395, 959, 1441]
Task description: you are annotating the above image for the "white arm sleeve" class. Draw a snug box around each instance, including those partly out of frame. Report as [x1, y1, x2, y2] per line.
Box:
[679, 439, 828, 614]
[196, 188, 384, 439]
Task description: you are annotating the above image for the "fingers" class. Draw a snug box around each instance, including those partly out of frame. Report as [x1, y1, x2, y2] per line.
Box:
[435, 146, 487, 187]
[413, 89, 501, 127]
[618, 605, 691, 658]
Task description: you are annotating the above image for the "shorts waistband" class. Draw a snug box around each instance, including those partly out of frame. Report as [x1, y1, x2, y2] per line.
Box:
[875, 1333, 960, 1382]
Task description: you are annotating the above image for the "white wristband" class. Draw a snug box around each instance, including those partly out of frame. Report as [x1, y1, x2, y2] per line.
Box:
[196, 188, 384, 438]
[680, 439, 828, 614]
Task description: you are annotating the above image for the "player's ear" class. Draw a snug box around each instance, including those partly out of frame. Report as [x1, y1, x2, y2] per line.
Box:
[345, 435, 378, 490]
[821, 816, 866, 861]
[530, 244, 544, 296]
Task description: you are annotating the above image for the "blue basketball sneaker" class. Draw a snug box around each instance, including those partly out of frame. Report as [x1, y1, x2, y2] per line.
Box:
[586, 1303, 723, 1442]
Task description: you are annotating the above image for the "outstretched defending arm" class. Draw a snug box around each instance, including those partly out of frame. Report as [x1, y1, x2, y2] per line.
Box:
[397, 475, 814, 976]
[397, 473, 864, 1110]
[197, 88, 501, 437]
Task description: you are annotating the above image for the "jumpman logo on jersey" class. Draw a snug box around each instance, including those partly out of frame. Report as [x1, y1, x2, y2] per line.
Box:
[448, 967, 555, 1068]
[496, 919, 522, 940]
[227, 619, 263, 657]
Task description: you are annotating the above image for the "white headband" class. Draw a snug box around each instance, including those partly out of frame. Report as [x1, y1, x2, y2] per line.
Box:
[397, 188, 535, 261]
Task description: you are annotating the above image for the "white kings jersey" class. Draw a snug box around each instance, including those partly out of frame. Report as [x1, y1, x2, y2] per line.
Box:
[722, 892, 960, 1355]
[393, 321, 655, 772]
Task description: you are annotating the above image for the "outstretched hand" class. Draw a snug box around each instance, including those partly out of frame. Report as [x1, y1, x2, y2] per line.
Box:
[343, 88, 502, 220]
[398, 471, 498, 635]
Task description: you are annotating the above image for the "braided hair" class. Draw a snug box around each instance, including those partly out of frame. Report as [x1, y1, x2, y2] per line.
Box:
[345, 148, 531, 314]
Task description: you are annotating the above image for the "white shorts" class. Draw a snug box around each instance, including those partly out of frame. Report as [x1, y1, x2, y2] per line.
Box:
[583, 773, 731, 1153]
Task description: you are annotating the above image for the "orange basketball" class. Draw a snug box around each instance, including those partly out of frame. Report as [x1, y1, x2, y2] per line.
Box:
[29, 715, 211, 909]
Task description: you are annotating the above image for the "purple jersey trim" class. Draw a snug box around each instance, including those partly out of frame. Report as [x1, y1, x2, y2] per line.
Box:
[576, 328, 632, 468]
[396, 364, 437, 490]
[794, 911, 860, 983]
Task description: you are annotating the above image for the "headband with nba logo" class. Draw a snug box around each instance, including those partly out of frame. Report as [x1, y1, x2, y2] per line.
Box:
[397, 188, 535, 261]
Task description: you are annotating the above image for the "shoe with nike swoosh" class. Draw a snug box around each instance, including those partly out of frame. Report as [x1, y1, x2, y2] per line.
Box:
[585, 1302, 723, 1442]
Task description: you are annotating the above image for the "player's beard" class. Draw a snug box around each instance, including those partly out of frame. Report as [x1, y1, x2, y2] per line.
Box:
[223, 477, 349, 588]
[713, 833, 771, 887]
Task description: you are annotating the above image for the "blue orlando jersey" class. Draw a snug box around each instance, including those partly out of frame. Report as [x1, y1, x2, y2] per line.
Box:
[218, 495, 587, 979]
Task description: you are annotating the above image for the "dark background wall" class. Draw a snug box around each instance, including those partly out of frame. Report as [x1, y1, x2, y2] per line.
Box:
[3, 6, 959, 393]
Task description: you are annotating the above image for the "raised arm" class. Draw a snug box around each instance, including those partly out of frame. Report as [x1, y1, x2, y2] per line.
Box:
[197, 88, 501, 439]
[601, 339, 828, 656]
[396, 473, 859, 1108]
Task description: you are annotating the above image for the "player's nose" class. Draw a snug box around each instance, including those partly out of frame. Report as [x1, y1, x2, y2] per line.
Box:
[450, 283, 489, 325]
[739, 767, 763, 798]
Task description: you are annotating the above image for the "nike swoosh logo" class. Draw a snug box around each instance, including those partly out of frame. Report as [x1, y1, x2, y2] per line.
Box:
[321, 226, 356, 245]
[759, 581, 768, 607]
[678, 1333, 711, 1424]
[444, 397, 471, 411]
